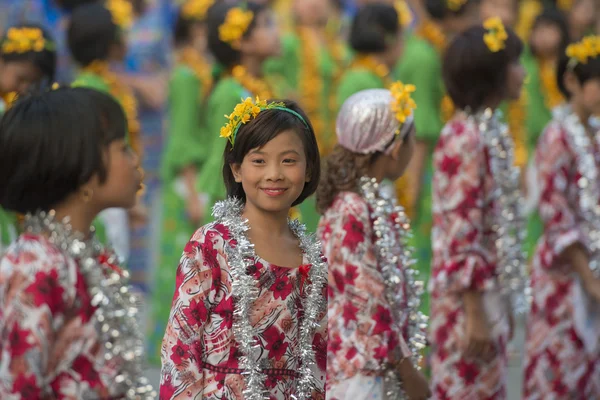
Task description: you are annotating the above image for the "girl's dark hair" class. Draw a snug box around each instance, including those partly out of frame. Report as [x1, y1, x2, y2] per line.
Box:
[557, 50, 600, 99]
[349, 3, 400, 54]
[207, 1, 266, 68]
[425, 0, 480, 20]
[222, 100, 320, 206]
[0, 87, 127, 214]
[1, 23, 57, 83]
[529, 7, 570, 58]
[443, 24, 523, 110]
[316, 144, 380, 214]
[67, 2, 120, 66]
[174, 9, 205, 47]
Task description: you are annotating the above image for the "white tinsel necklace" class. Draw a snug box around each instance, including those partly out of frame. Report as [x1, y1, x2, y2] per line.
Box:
[212, 198, 328, 400]
[555, 104, 600, 276]
[359, 177, 428, 399]
[24, 210, 155, 400]
[473, 108, 530, 313]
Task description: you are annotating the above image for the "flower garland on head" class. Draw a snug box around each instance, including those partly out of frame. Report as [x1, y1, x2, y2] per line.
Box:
[483, 17, 508, 53]
[566, 35, 600, 67]
[219, 6, 254, 49]
[359, 177, 427, 398]
[105, 0, 134, 29]
[1, 27, 54, 54]
[181, 0, 214, 20]
[390, 81, 417, 127]
[231, 65, 273, 101]
[211, 198, 328, 400]
[24, 211, 156, 399]
[82, 61, 142, 155]
[473, 109, 530, 313]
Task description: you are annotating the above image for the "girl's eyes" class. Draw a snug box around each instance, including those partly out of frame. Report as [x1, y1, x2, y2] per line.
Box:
[251, 159, 265, 164]
[282, 159, 296, 164]
[250, 158, 297, 165]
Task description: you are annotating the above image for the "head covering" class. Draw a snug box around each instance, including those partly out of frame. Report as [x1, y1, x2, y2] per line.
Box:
[336, 88, 413, 155]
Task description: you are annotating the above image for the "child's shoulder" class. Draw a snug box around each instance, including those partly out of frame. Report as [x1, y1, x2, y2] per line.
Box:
[187, 221, 235, 251]
[327, 191, 370, 219]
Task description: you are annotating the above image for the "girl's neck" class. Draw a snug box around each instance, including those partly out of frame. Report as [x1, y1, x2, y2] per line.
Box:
[52, 199, 97, 239]
[243, 203, 290, 237]
[571, 100, 592, 132]
[240, 55, 263, 77]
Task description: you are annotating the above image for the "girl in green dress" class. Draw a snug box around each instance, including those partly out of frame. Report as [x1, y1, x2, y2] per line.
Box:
[196, 1, 281, 221]
[395, 0, 480, 315]
[0, 23, 56, 254]
[149, 0, 214, 365]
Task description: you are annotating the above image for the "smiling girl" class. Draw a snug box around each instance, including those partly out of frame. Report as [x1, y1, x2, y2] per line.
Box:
[160, 98, 327, 400]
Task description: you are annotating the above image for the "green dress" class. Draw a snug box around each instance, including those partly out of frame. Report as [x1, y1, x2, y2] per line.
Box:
[264, 31, 338, 232]
[0, 208, 17, 254]
[148, 65, 209, 364]
[395, 34, 446, 314]
[196, 77, 249, 221]
[336, 68, 386, 108]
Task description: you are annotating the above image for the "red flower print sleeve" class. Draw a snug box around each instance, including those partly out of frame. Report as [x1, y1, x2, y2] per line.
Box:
[534, 122, 583, 271]
[431, 118, 497, 294]
[319, 192, 411, 385]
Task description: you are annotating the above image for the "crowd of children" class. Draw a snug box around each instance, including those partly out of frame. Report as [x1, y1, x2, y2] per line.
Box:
[0, 0, 599, 399]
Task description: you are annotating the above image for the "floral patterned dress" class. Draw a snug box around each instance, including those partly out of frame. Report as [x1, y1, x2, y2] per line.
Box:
[160, 222, 327, 400]
[430, 116, 511, 399]
[523, 116, 600, 399]
[318, 192, 412, 399]
[0, 234, 136, 398]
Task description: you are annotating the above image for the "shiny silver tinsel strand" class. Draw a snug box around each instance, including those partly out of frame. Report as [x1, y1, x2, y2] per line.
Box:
[555, 105, 600, 276]
[212, 198, 328, 400]
[360, 177, 428, 399]
[475, 109, 530, 314]
[24, 211, 156, 400]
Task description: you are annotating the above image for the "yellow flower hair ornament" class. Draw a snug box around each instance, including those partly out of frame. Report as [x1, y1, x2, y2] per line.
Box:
[1, 27, 54, 54]
[220, 97, 309, 147]
[483, 17, 508, 53]
[447, 0, 468, 11]
[181, 0, 214, 21]
[105, 0, 134, 29]
[390, 81, 417, 132]
[394, 0, 413, 28]
[219, 7, 254, 49]
[566, 35, 600, 67]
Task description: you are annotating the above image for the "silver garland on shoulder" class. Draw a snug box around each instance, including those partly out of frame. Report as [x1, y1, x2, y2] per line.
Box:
[475, 109, 530, 314]
[212, 198, 328, 400]
[555, 104, 600, 276]
[24, 211, 155, 400]
[359, 177, 428, 399]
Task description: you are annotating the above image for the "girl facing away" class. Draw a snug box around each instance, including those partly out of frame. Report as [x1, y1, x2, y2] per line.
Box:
[523, 35, 600, 399]
[318, 86, 431, 400]
[0, 87, 154, 399]
[160, 98, 327, 399]
[0, 23, 56, 254]
[429, 18, 528, 399]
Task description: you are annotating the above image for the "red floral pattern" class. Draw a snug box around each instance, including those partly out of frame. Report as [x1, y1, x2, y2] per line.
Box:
[160, 223, 327, 399]
[318, 192, 411, 392]
[523, 120, 600, 398]
[430, 116, 510, 399]
[0, 234, 128, 398]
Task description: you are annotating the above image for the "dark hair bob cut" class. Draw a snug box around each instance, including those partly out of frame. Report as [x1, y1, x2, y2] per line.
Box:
[443, 24, 523, 111]
[207, 1, 266, 69]
[530, 7, 570, 58]
[0, 87, 127, 214]
[222, 99, 320, 207]
[1, 23, 57, 83]
[349, 3, 400, 54]
[556, 49, 600, 99]
[67, 2, 120, 67]
[425, 0, 480, 20]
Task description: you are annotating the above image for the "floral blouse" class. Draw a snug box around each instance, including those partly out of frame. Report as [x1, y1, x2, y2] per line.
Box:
[160, 222, 327, 400]
[0, 234, 129, 398]
[318, 192, 411, 386]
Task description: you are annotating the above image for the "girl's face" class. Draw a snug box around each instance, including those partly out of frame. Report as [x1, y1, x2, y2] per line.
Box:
[385, 124, 415, 181]
[242, 9, 281, 59]
[505, 60, 526, 101]
[231, 130, 309, 216]
[568, 73, 600, 118]
[0, 59, 42, 94]
[530, 21, 563, 59]
[293, 0, 330, 27]
[91, 139, 143, 210]
[570, 0, 596, 37]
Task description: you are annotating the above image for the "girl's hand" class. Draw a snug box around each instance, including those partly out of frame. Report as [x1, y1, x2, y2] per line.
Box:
[397, 359, 431, 400]
[186, 194, 204, 226]
[463, 306, 496, 362]
[584, 277, 600, 303]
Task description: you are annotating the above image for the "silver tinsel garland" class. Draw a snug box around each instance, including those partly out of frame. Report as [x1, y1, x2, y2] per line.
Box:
[475, 109, 530, 314]
[212, 198, 328, 400]
[24, 211, 155, 400]
[555, 105, 600, 276]
[359, 177, 428, 399]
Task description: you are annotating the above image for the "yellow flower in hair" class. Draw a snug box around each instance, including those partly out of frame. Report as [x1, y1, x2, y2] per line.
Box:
[447, 0, 468, 11]
[483, 17, 508, 52]
[394, 0, 413, 28]
[566, 36, 600, 65]
[221, 97, 285, 146]
[1, 27, 50, 54]
[106, 0, 134, 29]
[181, 0, 214, 20]
[390, 81, 417, 127]
[219, 7, 254, 49]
